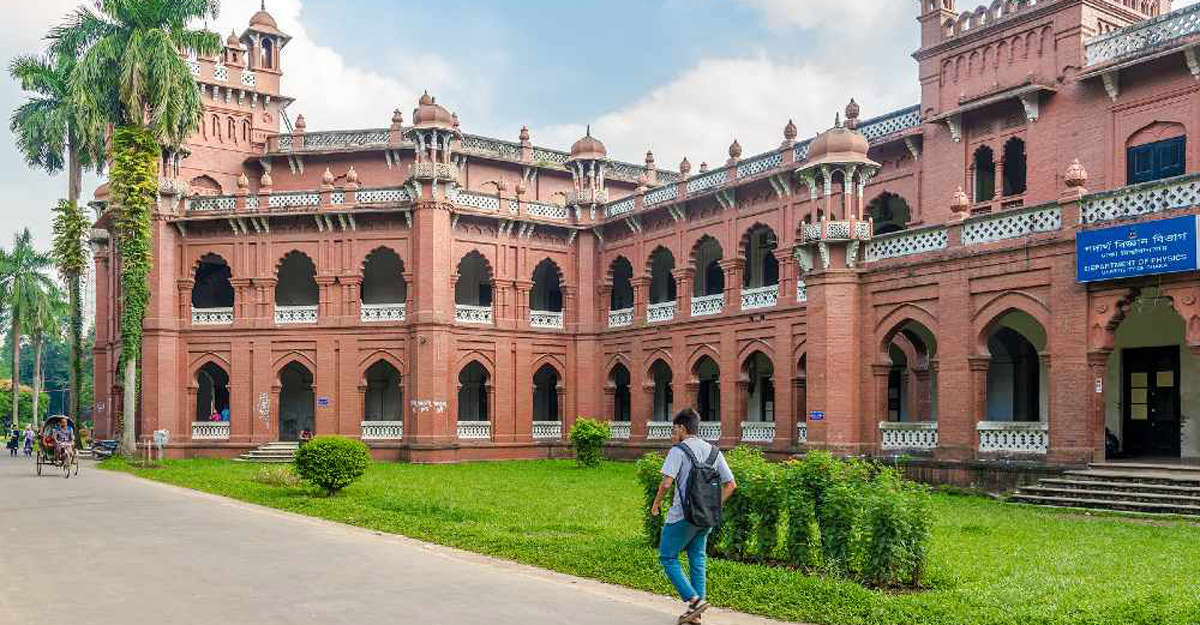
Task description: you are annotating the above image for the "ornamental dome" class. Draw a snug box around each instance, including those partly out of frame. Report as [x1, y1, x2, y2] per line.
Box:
[569, 126, 607, 161]
[250, 9, 278, 30]
[801, 100, 874, 170]
[226, 30, 242, 48]
[411, 91, 456, 130]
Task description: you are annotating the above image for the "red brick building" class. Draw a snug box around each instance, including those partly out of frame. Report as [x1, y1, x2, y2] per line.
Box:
[91, 0, 1200, 480]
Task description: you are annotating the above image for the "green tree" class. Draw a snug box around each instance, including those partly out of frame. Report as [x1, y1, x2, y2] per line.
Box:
[10, 46, 107, 429]
[25, 284, 67, 426]
[0, 229, 56, 428]
[52, 0, 221, 453]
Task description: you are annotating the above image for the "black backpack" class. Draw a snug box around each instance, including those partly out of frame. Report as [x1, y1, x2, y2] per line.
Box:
[674, 442, 724, 528]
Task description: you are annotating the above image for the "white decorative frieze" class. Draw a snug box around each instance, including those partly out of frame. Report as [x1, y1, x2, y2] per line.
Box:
[699, 422, 721, 441]
[526, 201, 568, 220]
[269, 192, 321, 209]
[1080, 173, 1200, 224]
[647, 422, 673, 440]
[879, 421, 939, 451]
[360, 421, 403, 440]
[275, 305, 318, 324]
[691, 293, 723, 317]
[741, 285, 778, 310]
[737, 152, 783, 178]
[609, 421, 631, 440]
[455, 305, 494, 325]
[796, 422, 807, 444]
[962, 205, 1062, 245]
[977, 421, 1049, 454]
[530, 310, 564, 329]
[858, 106, 922, 142]
[1085, 3, 1200, 66]
[191, 421, 229, 440]
[532, 421, 563, 440]
[192, 307, 233, 325]
[361, 303, 406, 322]
[608, 307, 634, 328]
[686, 167, 730, 194]
[213, 63, 228, 82]
[456, 191, 501, 212]
[605, 196, 636, 218]
[647, 301, 677, 323]
[240, 71, 257, 87]
[356, 187, 412, 204]
[644, 183, 679, 206]
[741, 421, 775, 443]
[457, 421, 492, 440]
[189, 195, 236, 212]
[796, 279, 807, 303]
[864, 227, 948, 262]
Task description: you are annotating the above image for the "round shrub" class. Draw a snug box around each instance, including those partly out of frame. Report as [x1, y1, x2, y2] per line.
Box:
[293, 435, 371, 495]
[568, 418, 611, 468]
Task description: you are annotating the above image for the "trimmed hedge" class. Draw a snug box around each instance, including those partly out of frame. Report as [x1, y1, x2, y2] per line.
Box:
[637, 447, 931, 588]
[293, 436, 371, 495]
[568, 418, 610, 468]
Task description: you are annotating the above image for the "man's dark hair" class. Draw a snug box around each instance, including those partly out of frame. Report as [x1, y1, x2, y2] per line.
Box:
[673, 408, 700, 435]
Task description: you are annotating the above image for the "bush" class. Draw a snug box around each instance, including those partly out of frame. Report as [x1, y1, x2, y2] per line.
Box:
[635, 452, 667, 547]
[254, 465, 302, 488]
[293, 436, 371, 495]
[569, 418, 611, 468]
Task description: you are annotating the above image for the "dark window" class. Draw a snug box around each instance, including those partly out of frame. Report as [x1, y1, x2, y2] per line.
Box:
[1127, 136, 1186, 185]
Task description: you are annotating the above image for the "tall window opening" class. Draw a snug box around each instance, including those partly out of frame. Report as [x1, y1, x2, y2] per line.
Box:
[984, 311, 1047, 423]
[195, 363, 230, 422]
[610, 257, 633, 311]
[649, 247, 677, 304]
[454, 252, 493, 307]
[364, 361, 403, 422]
[457, 362, 490, 422]
[530, 259, 564, 312]
[694, 356, 721, 423]
[651, 360, 674, 421]
[361, 247, 407, 304]
[692, 236, 724, 297]
[609, 364, 631, 422]
[532, 364, 560, 422]
[192, 254, 234, 309]
[973, 146, 996, 202]
[279, 362, 315, 442]
[743, 352, 775, 422]
[742, 226, 778, 289]
[867, 192, 912, 235]
[1001, 138, 1027, 196]
[275, 252, 318, 306]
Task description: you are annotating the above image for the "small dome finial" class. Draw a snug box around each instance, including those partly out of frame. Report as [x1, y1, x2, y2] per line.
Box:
[845, 99, 861, 130]
[645, 149, 655, 168]
[783, 119, 798, 144]
[519, 125, 530, 143]
[680, 157, 692, 177]
[728, 139, 742, 161]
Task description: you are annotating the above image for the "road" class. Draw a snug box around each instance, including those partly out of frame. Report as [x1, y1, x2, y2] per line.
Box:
[0, 456, 801, 625]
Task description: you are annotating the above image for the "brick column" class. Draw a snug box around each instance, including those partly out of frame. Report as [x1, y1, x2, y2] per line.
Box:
[598, 284, 613, 327]
[673, 267, 694, 319]
[562, 285, 577, 331]
[315, 275, 337, 324]
[177, 279, 194, 324]
[1086, 350, 1111, 463]
[773, 249, 794, 308]
[635, 381, 653, 440]
[719, 258, 744, 316]
[255, 278, 277, 328]
[913, 366, 932, 421]
[967, 355, 991, 456]
[229, 278, 252, 326]
[341, 275, 363, 324]
[792, 374, 807, 447]
[632, 276, 649, 323]
[734, 378, 750, 445]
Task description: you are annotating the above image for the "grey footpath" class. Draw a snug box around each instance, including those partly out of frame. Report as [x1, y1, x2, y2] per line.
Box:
[0, 457, 805, 625]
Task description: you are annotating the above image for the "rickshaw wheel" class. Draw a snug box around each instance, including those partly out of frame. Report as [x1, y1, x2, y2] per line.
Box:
[36, 452, 42, 476]
[72, 453, 79, 476]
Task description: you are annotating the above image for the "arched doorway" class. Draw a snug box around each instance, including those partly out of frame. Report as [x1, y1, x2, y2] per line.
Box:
[457, 361, 490, 423]
[195, 362, 230, 422]
[650, 359, 674, 422]
[455, 252, 493, 324]
[867, 192, 912, 235]
[693, 356, 720, 426]
[192, 254, 234, 315]
[648, 247, 677, 322]
[983, 311, 1046, 423]
[364, 361, 403, 422]
[361, 248, 407, 322]
[609, 363, 631, 423]
[530, 259, 564, 329]
[532, 364, 561, 423]
[278, 362, 315, 442]
[275, 252, 318, 324]
[741, 351, 775, 442]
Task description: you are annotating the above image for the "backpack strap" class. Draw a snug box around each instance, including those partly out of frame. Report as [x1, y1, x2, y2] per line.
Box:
[703, 445, 720, 468]
[673, 441, 701, 468]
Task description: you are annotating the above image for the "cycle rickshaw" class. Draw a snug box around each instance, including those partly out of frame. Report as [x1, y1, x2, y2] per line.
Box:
[36, 416, 78, 478]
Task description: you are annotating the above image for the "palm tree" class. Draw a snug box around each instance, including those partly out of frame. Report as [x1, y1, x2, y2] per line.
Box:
[0, 230, 56, 428]
[26, 284, 67, 427]
[10, 49, 106, 431]
[52, 0, 221, 453]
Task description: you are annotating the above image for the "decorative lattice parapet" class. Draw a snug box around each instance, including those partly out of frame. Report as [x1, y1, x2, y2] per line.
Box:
[455, 190, 500, 212]
[609, 421, 631, 440]
[857, 105, 922, 142]
[408, 161, 459, 181]
[736, 152, 783, 179]
[455, 305, 493, 325]
[741, 285, 778, 310]
[644, 183, 679, 206]
[532, 421, 563, 440]
[303, 129, 391, 151]
[275, 305, 318, 324]
[240, 71, 257, 87]
[191, 422, 230, 441]
[793, 140, 811, 162]
[608, 307, 634, 328]
[188, 195, 237, 212]
[741, 421, 775, 443]
[977, 421, 1049, 454]
[213, 63, 228, 82]
[457, 421, 492, 440]
[360, 421, 403, 440]
[686, 167, 731, 194]
[647, 422, 673, 440]
[361, 303, 406, 322]
[879, 421, 939, 451]
[357, 186, 412, 204]
[796, 280, 807, 303]
[530, 147, 569, 166]
[530, 310, 564, 329]
[608, 161, 649, 183]
[699, 422, 721, 441]
[605, 196, 636, 218]
[567, 188, 609, 205]
[800, 219, 873, 243]
[961, 204, 1062, 245]
[1080, 172, 1200, 224]
[192, 307, 233, 325]
[691, 293, 724, 317]
[525, 201, 569, 220]
[1085, 3, 1200, 66]
[460, 134, 522, 160]
[269, 192, 321, 209]
[647, 301, 677, 323]
[864, 226, 948, 262]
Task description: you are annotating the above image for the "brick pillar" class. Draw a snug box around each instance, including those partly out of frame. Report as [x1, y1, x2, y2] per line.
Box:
[1087, 350, 1111, 463]
[674, 267, 694, 319]
[408, 197, 455, 445]
[598, 284, 613, 327]
[562, 286, 577, 331]
[735, 378, 750, 445]
[341, 275, 362, 324]
[186, 386, 198, 437]
[177, 279, 194, 324]
[773, 249, 794, 307]
[792, 374, 807, 447]
[315, 275, 337, 325]
[803, 267, 865, 454]
[719, 258, 744, 316]
[603, 385, 615, 425]
[229, 278, 252, 326]
[913, 366, 932, 421]
[968, 355, 991, 456]
[635, 381, 653, 439]
[514, 281, 533, 328]
[256, 277, 277, 327]
[632, 276, 649, 323]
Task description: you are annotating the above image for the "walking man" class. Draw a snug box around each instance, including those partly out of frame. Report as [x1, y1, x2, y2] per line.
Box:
[650, 408, 736, 624]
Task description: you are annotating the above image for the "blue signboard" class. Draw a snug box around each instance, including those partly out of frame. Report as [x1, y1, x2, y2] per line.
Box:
[1077, 215, 1199, 283]
[317, 397, 330, 408]
[809, 411, 825, 422]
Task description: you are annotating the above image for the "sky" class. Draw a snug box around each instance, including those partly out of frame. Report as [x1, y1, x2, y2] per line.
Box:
[0, 0, 1194, 249]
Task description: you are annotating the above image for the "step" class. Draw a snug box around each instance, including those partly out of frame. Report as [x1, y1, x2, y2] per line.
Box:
[1039, 478, 1200, 496]
[1016, 486, 1200, 506]
[1089, 462, 1200, 475]
[232, 457, 294, 464]
[1064, 469, 1200, 488]
[1010, 493, 1200, 516]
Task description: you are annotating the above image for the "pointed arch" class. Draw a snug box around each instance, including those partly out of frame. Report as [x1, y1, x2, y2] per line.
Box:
[453, 350, 496, 376]
[737, 338, 776, 366]
[357, 349, 406, 381]
[686, 344, 722, 375]
[271, 350, 317, 374]
[361, 246, 408, 305]
[530, 353, 567, 382]
[972, 290, 1050, 352]
[187, 352, 232, 382]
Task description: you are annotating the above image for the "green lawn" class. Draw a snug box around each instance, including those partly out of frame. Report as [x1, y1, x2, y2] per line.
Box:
[102, 458, 1200, 625]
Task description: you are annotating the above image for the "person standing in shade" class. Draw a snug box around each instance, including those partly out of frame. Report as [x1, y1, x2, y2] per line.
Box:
[650, 408, 736, 624]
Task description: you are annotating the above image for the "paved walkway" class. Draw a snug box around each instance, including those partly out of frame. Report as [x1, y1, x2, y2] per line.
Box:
[0, 456, 801, 625]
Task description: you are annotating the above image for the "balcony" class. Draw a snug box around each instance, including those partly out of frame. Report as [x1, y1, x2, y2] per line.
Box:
[699, 421, 721, 441]
[361, 302, 406, 323]
[360, 421, 403, 440]
[455, 305, 493, 325]
[192, 307, 233, 326]
[647, 422, 673, 440]
[977, 421, 1049, 454]
[408, 161, 459, 181]
[191, 421, 229, 441]
[608, 308, 634, 328]
[275, 305, 318, 325]
[879, 421, 939, 452]
[567, 188, 609, 205]
[457, 421, 492, 440]
[740, 421, 775, 443]
[609, 421, 631, 440]
[740, 285, 778, 311]
[647, 301, 676, 323]
[530, 310, 564, 329]
[690, 294, 723, 317]
[532, 421, 562, 440]
[1085, 3, 1200, 66]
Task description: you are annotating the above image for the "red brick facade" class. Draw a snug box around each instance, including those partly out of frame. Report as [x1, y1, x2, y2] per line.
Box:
[91, 0, 1200, 480]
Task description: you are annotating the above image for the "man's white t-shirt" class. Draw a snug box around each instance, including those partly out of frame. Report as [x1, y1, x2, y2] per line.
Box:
[660, 436, 735, 524]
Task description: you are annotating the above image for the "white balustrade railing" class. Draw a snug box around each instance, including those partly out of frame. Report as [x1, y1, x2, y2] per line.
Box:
[687, 167, 730, 194]
[796, 279, 807, 303]
[977, 421, 1049, 454]
[858, 105, 922, 143]
[1080, 172, 1200, 224]
[457, 421, 492, 440]
[192, 307, 233, 325]
[275, 305, 318, 324]
[191, 421, 230, 440]
[864, 227, 949, 262]
[647, 422, 674, 440]
[455, 304, 493, 325]
[269, 192, 321, 209]
[691, 293, 724, 317]
[530, 310, 564, 329]
[532, 421, 563, 440]
[455, 190, 501, 212]
[699, 422, 721, 441]
[605, 196, 637, 217]
[360, 421, 403, 440]
[647, 301, 677, 323]
[526, 201, 569, 220]
[961, 204, 1062, 246]
[609, 421, 631, 440]
[737, 152, 783, 178]
[1085, 3, 1200, 65]
[741, 285, 778, 310]
[361, 302, 406, 322]
[741, 421, 775, 443]
[879, 421, 939, 451]
[797, 422, 808, 444]
[608, 307, 634, 328]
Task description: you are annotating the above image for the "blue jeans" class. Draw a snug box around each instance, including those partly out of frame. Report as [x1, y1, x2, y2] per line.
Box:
[658, 520, 711, 602]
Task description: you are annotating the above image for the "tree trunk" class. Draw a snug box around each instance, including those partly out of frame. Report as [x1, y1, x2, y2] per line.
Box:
[121, 357, 137, 455]
[10, 315, 19, 428]
[31, 334, 42, 428]
[67, 146, 82, 425]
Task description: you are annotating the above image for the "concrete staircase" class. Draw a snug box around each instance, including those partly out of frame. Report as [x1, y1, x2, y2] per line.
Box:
[234, 441, 299, 464]
[1011, 462, 1200, 516]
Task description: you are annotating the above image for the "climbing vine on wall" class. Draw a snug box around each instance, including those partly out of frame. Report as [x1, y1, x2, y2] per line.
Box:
[52, 198, 88, 420]
[109, 126, 158, 369]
